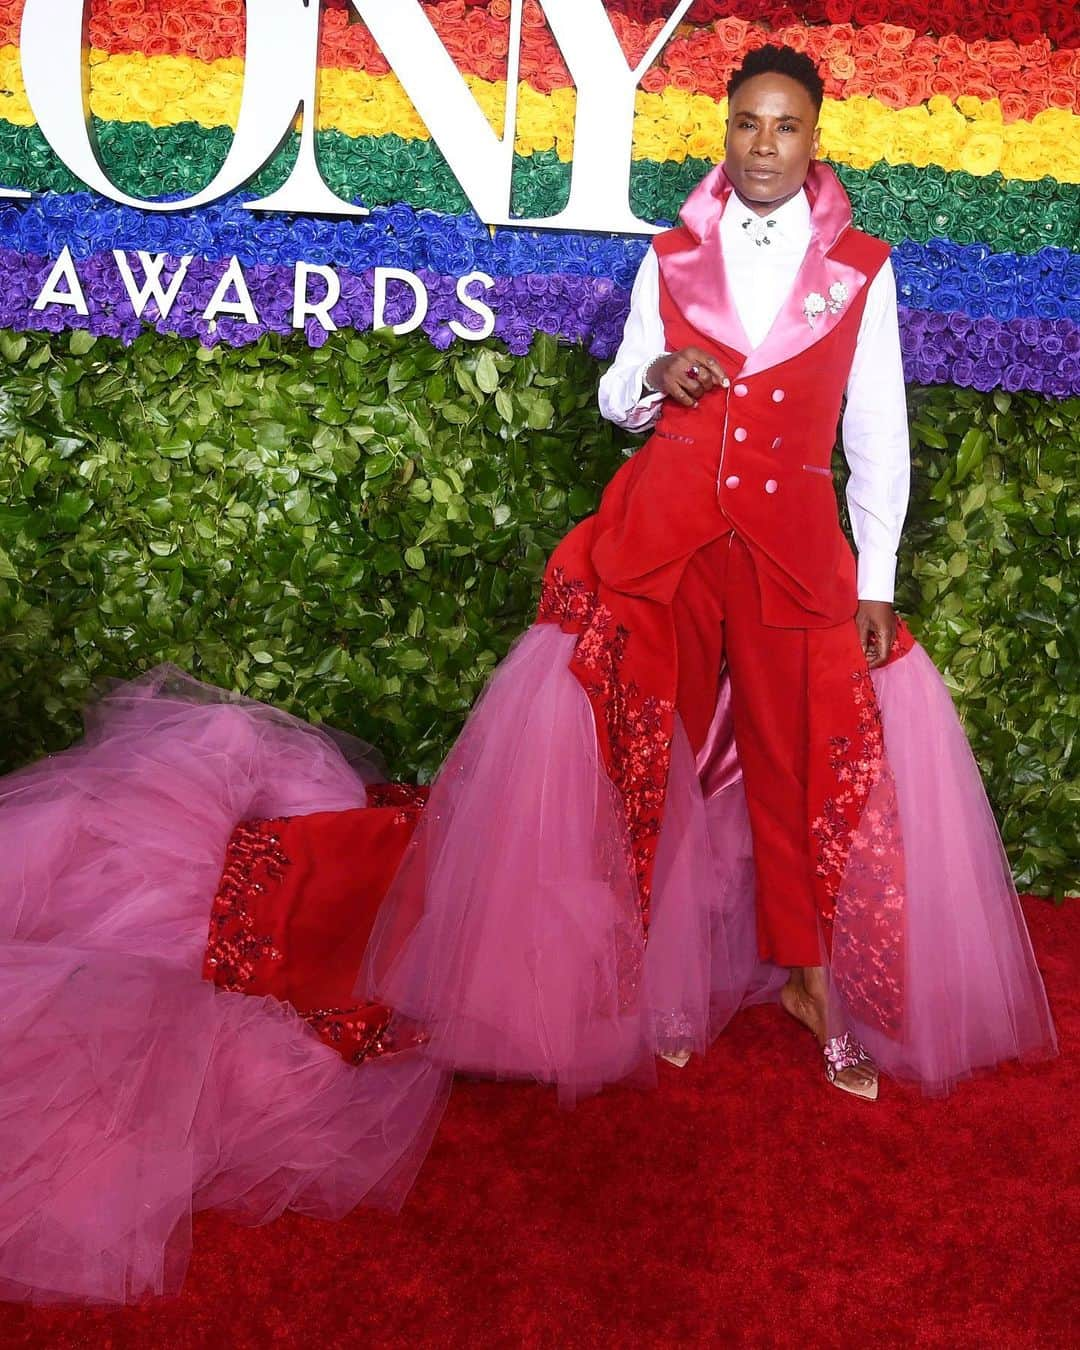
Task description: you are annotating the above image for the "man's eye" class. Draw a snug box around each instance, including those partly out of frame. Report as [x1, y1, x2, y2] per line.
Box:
[779, 124, 797, 133]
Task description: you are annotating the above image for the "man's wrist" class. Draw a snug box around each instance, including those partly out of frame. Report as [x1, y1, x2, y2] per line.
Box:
[641, 354, 669, 396]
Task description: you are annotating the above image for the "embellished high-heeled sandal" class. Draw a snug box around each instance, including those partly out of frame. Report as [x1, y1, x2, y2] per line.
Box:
[824, 1032, 879, 1101]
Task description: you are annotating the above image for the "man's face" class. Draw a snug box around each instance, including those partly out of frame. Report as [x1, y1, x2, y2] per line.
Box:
[723, 72, 821, 217]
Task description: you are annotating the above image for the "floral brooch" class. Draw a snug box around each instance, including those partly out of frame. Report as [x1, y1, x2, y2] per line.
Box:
[803, 281, 849, 327]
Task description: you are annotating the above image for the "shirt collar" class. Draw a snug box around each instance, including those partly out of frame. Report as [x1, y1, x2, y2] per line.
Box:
[721, 187, 812, 250]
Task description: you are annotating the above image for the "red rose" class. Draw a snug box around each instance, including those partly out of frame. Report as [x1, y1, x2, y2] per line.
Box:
[1009, 11, 1045, 44]
[853, 0, 890, 25]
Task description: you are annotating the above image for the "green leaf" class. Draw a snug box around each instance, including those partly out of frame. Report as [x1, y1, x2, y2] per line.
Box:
[404, 546, 426, 570]
[475, 350, 500, 395]
[525, 395, 555, 431]
[68, 330, 97, 357]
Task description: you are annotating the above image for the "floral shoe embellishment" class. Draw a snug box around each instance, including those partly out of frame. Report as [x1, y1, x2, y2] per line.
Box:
[803, 281, 850, 327]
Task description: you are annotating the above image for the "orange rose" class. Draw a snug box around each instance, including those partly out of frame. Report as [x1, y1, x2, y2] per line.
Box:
[122, 17, 154, 50]
[986, 41, 1023, 74]
[1017, 39, 1052, 66]
[928, 73, 962, 98]
[107, 0, 148, 19]
[829, 53, 857, 82]
[853, 29, 883, 58]
[873, 81, 909, 110]
[877, 24, 915, 53]
[998, 92, 1029, 122]
[714, 18, 748, 53]
[901, 74, 931, 104]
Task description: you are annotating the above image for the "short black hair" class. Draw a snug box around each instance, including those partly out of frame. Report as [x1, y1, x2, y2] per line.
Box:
[727, 44, 825, 115]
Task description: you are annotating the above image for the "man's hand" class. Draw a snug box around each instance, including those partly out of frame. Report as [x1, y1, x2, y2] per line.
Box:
[646, 347, 729, 408]
[855, 600, 896, 670]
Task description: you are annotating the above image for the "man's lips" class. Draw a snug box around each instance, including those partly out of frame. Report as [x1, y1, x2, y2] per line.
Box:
[743, 167, 779, 178]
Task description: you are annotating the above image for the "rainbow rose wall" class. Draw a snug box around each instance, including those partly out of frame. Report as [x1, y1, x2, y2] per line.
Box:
[0, 0, 1075, 895]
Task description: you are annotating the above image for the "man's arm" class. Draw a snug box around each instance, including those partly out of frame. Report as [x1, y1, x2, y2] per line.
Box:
[842, 259, 911, 664]
[598, 248, 668, 430]
[599, 248, 731, 426]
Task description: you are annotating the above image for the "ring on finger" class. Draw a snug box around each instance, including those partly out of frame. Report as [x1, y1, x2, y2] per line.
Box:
[687, 363, 701, 378]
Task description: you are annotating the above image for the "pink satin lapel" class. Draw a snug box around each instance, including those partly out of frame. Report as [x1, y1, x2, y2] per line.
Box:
[739, 252, 866, 378]
[733, 162, 865, 378]
[657, 164, 751, 362]
[661, 161, 870, 380]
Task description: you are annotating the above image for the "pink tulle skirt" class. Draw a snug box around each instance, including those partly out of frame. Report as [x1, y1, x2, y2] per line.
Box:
[0, 672, 449, 1305]
[0, 637, 1057, 1304]
[363, 627, 1056, 1100]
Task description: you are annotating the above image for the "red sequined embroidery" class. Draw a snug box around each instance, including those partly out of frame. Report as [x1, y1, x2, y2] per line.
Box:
[811, 668, 886, 912]
[538, 567, 674, 932]
[203, 820, 288, 992]
[812, 667, 907, 1037]
[301, 1004, 394, 1066]
[366, 782, 430, 826]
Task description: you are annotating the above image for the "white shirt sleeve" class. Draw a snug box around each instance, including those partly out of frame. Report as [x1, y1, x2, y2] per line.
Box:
[841, 259, 911, 603]
[598, 248, 668, 431]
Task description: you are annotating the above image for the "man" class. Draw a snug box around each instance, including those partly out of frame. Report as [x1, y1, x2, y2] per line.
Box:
[592, 43, 911, 1094]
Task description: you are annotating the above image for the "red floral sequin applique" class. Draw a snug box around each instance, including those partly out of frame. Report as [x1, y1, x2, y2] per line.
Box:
[203, 819, 289, 992]
[366, 782, 429, 826]
[538, 567, 674, 934]
[301, 1004, 392, 1065]
[812, 668, 885, 910]
[813, 667, 907, 1037]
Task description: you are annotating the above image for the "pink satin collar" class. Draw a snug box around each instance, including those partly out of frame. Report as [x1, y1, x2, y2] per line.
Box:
[659, 162, 867, 378]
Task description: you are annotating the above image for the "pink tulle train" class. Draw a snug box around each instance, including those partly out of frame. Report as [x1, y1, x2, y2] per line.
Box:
[0, 673, 449, 1305]
[0, 635, 1057, 1305]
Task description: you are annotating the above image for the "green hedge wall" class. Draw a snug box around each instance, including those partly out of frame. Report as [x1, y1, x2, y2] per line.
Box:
[0, 329, 1076, 895]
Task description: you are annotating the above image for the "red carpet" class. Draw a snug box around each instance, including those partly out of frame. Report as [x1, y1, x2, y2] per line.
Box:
[6, 898, 1076, 1349]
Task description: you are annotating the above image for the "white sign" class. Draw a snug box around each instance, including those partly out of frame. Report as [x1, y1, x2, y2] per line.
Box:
[7, 0, 697, 235]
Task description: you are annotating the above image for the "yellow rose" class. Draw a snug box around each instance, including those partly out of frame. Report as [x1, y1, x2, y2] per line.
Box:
[958, 130, 1003, 176]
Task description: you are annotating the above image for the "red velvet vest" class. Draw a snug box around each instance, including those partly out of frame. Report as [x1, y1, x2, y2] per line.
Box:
[590, 165, 891, 629]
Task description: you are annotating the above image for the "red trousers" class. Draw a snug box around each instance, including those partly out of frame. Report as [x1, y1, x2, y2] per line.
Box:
[673, 531, 846, 968]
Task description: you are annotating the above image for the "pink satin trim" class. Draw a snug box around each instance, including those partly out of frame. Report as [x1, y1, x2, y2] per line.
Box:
[659, 161, 871, 379]
[695, 672, 742, 800]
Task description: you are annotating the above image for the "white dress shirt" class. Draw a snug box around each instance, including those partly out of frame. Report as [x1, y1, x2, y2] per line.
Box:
[597, 189, 910, 602]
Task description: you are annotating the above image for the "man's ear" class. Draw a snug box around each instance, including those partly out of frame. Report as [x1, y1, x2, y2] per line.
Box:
[811, 125, 822, 158]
